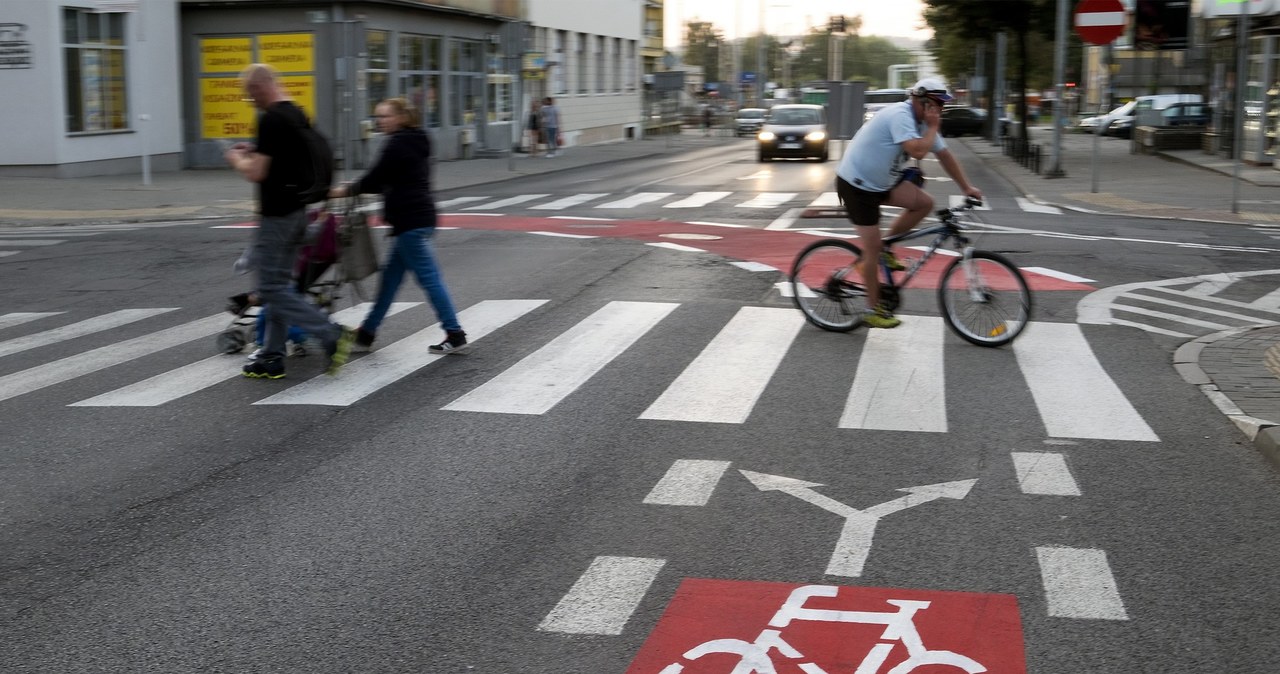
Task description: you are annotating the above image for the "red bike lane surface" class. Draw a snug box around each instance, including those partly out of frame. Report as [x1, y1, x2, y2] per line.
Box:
[438, 214, 1094, 292]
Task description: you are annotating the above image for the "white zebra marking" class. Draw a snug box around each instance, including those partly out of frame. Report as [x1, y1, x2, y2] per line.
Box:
[1036, 546, 1129, 620]
[1011, 452, 1082, 496]
[0, 308, 178, 359]
[643, 460, 732, 506]
[537, 556, 665, 635]
[840, 317, 947, 432]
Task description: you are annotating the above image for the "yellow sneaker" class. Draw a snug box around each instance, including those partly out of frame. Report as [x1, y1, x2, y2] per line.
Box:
[881, 249, 906, 271]
[863, 306, 901, 329]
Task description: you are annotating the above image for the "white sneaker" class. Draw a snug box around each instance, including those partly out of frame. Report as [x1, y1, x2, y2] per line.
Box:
[245, 346, 264, 362]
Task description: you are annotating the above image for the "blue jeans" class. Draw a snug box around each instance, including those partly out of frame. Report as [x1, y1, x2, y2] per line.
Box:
[255, 211, 341, 359]
[362, 227, 462, 334]
[544, 126, 559, 154]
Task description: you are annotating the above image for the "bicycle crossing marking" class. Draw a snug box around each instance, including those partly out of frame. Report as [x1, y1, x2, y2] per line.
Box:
[0, 312, 63, 331]
[436, 196, 490, 209]
[640, 307, 805, 424]
[537, 556, 666, 635]
[256, 299, 546, 407]
[0, 313, 228, 404]
[662, 191, 731, 208]
[69, 304, 417, 407]
[840, 316, 948, 433]
[596, 193, 674, 209]
[1078, 270, 1280, 339]
[1011, 452, 1082, 496]
[0, 308, 177, 359]
[443, 301, 677, 415]
[1035, 546, 1129, 620]
[529, 193, 609, 210]
[1013, 322, 1159, 441]
[1121, 292, 1277, 326]
[462, 194, 549, 210]
[735, 192, 798, 209]
[643, 459, 732, 506]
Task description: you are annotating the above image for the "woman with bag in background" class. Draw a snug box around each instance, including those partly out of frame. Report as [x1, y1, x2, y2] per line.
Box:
[329, 97, 469, 354]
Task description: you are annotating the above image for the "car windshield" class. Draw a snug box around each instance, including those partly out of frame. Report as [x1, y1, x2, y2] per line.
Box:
[739, 109, 764, 119]
[770, 109, 820, 125]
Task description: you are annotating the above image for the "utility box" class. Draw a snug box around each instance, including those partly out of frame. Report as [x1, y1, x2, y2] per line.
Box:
[826, 80, 867, 140]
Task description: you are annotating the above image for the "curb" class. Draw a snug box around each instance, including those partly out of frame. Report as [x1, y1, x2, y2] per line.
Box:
[1173, 325, 1280, 470]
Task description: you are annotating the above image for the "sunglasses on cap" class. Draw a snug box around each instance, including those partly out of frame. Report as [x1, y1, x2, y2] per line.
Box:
[913, 86, 953, 103]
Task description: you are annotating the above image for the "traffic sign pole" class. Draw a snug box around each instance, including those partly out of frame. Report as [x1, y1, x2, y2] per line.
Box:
[1073, 0, 1127, 189]
[1048, 0, 1068, 178]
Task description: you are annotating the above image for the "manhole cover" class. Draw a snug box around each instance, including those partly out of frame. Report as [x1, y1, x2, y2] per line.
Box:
[660, 233, 722, 241]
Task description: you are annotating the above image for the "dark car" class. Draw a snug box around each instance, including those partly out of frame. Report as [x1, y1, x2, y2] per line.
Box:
[757, 104, 828, 162]
[1160, 102, 1210, 127]
[735, 108, 766, 137]
[940, 106, 986, 137]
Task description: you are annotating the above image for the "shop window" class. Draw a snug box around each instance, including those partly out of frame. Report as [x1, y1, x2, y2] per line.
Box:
[400, 34, 441, 128]
[596, 35, 605, 93]
[613, 38, 622, 93]
[553, 30, 567, 96]
[63, 8, 128, 133]
[487, 41, 512, 122]
[577, 33, 587, 94]
[451, 38, 482, 127]
[365, 29, 389, 117]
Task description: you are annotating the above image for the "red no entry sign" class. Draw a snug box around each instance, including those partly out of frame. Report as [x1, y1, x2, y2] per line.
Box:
[1075, 0, 1127, 45]
[626, 579, 1027, 673]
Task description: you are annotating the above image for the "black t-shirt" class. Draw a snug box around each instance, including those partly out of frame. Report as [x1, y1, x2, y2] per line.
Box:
[255, 101, 308, 216]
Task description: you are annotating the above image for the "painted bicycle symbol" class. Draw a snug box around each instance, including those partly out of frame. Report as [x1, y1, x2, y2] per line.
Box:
[658, 585, 986, 674]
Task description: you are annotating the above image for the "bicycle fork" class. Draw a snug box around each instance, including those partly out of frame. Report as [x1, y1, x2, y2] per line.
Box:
[958, 246, 988, 304]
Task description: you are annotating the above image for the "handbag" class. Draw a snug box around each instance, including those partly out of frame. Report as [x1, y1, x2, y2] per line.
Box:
[339, 198, 379, 282]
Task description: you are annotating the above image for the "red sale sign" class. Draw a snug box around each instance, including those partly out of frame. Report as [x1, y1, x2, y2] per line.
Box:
[626, 579, 1026, 673]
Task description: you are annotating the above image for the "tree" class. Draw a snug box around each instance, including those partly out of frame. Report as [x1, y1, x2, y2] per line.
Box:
[683, 21, 724, 86]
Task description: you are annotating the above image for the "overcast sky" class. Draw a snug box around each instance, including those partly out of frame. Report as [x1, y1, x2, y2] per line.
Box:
[664, 0, 933, 47]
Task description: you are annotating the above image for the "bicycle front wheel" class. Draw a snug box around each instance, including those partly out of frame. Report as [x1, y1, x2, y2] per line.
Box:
[790, 239, 868, 332]
[938, 250, 1031, 347]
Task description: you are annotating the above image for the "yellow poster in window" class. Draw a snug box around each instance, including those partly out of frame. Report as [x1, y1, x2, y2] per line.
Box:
[259, 33, 313, 72]
[200, 37, 252, 73]
[201, 77, 256, 138]
[281, 75, 316, 120]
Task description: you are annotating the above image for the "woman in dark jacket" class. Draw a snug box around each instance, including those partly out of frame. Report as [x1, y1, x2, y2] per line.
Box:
[330, 98, 467, 354]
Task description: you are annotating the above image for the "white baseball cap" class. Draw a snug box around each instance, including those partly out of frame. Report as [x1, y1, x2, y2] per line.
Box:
[911, 78, 953, 103]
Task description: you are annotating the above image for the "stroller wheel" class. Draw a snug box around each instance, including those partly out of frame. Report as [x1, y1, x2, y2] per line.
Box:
[216, 328, 248, 354]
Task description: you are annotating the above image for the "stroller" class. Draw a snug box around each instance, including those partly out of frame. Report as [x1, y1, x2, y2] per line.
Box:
[216, 197, 381, 355]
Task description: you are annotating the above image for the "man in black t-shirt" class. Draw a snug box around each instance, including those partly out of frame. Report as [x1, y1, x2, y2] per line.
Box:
[224, 63, 353, 379]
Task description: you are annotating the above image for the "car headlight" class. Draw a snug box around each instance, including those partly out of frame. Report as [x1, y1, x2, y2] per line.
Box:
[805, 131, 826, 142]
[758, 131, 775, 141]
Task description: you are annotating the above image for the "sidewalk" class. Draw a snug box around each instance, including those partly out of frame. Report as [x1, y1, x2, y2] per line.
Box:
[4, 124, 1280, 468]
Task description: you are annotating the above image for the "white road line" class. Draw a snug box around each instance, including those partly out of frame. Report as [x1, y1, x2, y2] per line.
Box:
[0, 240, 66, 246]
[948, 195, 991, 210]
[1035, 546, 1129, 620]
[765, 207, 804, 230]
[0, 251, 18, 257]
[462, 194, 549, 210]
[730, 261, 777, 272]
[664, 192, 732, 208]
[736, 192, 797, 209]
[0, 232, 102, 238]
[647, 242, 704, 253]
[529, 231, 598, 239]
[1016, 197, 1063, 215]
[547, 215, 617, 222]
[640, 307, 805, 424]
[0, 312, 62, 331]
[530, 193, 609, 210]
[907, 245, 959, 257]
[1104, 318, 1193, 339]
[596, 192, 673, 208]
[0, 308, 178, 359]
[1123, 292, 1278, 324]
[1188, 273, 1233, 295]
[840, 316, 947, 432]
[1250, 285, 1280, 309]
[256, 300, 546, 406]
[1110, 304, 1233, 331]
[444, 301, 677, 415]
[1147, 285, 1280, 313]
[1011, 452, 1082, 496]
[1020, 266, 1095, 283]
[436, 196, 490, 208]
[537, 556, 666, 635]
[1013, 322, 1159, 441]
[807, 192, 840, 207]
[643, 460, 733, 506]
[70, 304, 414, 407]
[685, 221, 751, 228]
[0, 314, 228, 404]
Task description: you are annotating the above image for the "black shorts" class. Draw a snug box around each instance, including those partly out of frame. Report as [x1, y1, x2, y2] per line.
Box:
[835, 175, 891, 227]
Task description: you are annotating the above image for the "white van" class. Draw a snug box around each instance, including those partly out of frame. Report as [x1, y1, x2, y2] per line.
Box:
[1088, 94, 1203, 137]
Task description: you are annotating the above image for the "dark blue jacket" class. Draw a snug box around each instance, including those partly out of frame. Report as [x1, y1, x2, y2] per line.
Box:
[352, 127, 436, 235]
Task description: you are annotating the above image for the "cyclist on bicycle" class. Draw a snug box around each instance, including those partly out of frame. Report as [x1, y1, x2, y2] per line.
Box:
[834, 78, 984, 329]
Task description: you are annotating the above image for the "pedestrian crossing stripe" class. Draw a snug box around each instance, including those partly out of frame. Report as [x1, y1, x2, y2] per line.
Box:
[0, 302, 1160, 441]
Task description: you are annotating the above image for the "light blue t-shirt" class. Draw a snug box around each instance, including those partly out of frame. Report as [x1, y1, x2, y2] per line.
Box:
[836, 101, 946, 193]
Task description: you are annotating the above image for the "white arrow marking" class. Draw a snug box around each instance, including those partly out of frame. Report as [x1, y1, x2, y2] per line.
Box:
[740, 470, 977, 577]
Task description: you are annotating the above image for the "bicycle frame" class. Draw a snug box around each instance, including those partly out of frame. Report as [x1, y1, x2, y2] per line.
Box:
[878, 206, 976, 292]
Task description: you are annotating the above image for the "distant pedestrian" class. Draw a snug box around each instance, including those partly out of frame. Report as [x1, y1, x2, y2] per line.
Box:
[703, 106, 713, 136]
[541, 97, 561, 157]
[224, 63, 354, 379]
[527, 99, 543, 157]
[329, 97, 468, 355]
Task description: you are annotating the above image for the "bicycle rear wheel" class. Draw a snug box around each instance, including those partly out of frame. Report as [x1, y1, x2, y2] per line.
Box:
[937, 250, 1031, 347]
[790, 239, 869, 332]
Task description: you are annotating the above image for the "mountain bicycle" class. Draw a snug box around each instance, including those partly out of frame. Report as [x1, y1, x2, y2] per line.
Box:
[789, 197, 1031, 347]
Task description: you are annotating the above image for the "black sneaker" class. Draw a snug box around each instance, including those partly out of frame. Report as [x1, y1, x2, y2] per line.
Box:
[428, 330, 470, 355]
[355, 327, 376, 349]
[242, 356, 285, 379]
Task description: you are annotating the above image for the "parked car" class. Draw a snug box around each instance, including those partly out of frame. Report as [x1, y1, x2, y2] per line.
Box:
[862, 88, 909, 123]
[1160, 102, 1210, 127]
[735, 108, 766, 137]
[757, 104, 828, 162]
[940, 106, 985, 137]
[1077, 101, 1135, 136]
